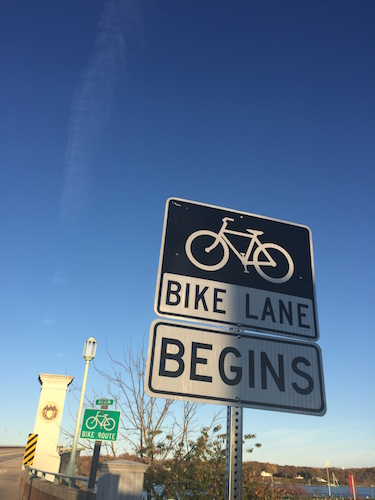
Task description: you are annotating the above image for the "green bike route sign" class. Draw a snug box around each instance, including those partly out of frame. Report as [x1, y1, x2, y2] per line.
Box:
[80, 408, 121, 441]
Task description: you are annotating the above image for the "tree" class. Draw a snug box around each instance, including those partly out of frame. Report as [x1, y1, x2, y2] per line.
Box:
[95, 342, 209, 499]
[96, 342, 178, 462]
[93, 342, 267, 498]
[144, 424, 225, 500]
[145, 424, 263, 500]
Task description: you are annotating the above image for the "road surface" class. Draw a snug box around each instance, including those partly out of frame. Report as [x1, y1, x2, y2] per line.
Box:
[0, 447, 24, 500]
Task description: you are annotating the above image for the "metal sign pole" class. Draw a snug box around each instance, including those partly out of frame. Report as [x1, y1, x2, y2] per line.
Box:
[88, 440, 101, 490]
[88, 404, 107, 491]
[225, 406, 243, 500]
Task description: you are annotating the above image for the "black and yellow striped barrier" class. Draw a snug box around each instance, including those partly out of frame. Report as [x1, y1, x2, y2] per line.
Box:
[23, 433, 38, 466]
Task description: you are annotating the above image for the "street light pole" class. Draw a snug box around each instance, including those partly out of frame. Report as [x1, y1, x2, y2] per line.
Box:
[65, 338, 97, 484]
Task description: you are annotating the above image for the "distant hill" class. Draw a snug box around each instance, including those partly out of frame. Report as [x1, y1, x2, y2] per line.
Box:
[244, 461, 375, 486]
[77, 453, 375, 487]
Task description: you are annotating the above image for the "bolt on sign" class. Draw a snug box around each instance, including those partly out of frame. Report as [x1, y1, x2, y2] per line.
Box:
[23, 433, 38, 466]
[155, 198, 319, 341]
[80, 409, 121, 442]
[145, 321, 326, 416]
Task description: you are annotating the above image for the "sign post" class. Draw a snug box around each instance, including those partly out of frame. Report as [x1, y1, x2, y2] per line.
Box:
[148, 198, 326, 500]
[88, 440, 102, 491]
[87, 401, 115, 491]
[80, 407, 120, 491]
[225, 407, 242, 500]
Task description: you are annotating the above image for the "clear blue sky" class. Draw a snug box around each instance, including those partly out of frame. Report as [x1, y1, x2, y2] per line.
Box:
[1, 0, 374, 468]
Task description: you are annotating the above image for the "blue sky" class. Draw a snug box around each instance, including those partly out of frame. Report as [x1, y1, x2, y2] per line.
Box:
[1, 0, 374, 468]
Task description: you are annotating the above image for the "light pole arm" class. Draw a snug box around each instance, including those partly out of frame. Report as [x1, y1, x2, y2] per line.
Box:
[66, 359, 90, 479]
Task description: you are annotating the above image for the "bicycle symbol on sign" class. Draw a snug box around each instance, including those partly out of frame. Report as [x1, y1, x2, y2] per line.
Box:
[85, 411, 116, 431]
[185, 217, 294, 284]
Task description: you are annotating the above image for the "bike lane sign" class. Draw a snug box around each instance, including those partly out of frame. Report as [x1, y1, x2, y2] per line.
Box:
[155, 198, 319, 341]
[80, 409, 121, 441]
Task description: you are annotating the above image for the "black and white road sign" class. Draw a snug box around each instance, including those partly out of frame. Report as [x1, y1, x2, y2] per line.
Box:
[145, 321, 326, 416]
[155, 198, 319, 340]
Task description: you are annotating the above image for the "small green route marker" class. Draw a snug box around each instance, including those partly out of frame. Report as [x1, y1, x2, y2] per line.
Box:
[96, 398, 113, 406]
[80, 408, 121, 441]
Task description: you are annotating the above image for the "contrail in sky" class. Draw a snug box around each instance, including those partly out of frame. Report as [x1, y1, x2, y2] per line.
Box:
[60, 0, 137, 226]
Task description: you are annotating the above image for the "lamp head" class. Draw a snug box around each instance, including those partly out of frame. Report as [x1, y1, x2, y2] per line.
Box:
[83, 337, 97, 361]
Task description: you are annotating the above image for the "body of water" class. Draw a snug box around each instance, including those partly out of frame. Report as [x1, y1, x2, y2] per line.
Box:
[301, 484, 375, 498]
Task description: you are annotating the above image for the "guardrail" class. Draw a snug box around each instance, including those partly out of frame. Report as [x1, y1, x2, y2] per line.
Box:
[26, 465, 97, 489]
[20, 466, 97, 500]
[21, 459, 148, 500]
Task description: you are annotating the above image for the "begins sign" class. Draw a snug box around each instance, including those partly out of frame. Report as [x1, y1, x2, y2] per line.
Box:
[80, 409, 121, 442]
[155, 198, 319, 340]
[145, 321, 326, 416]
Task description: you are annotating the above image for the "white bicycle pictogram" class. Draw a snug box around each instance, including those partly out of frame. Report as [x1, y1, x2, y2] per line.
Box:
[185, 217, 294, 284]
[86, 411, 116, 431]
